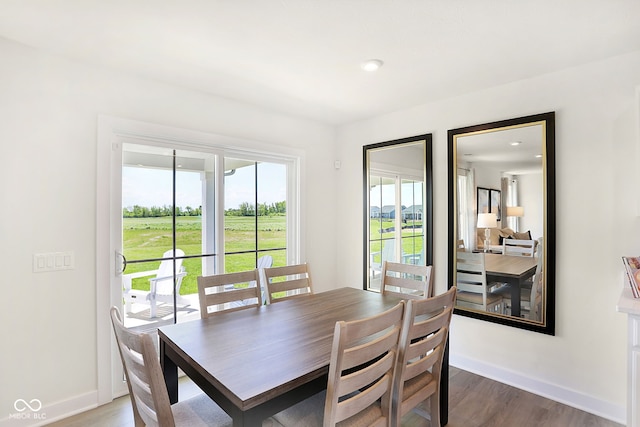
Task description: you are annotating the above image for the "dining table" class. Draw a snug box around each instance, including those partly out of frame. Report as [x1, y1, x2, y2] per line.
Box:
[158, 286, 449, 426]
[484, 253, 537, 317]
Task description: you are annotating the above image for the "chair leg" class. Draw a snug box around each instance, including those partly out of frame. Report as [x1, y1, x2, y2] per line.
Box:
[149, 295, 157, 318]
[430, 393, 440, 427]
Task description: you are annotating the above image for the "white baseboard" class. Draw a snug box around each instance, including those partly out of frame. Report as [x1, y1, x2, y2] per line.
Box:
[450, 353, 625, 425]
[0, 391, 97, 427]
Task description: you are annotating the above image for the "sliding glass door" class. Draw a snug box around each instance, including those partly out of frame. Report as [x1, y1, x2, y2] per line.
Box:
[118, 144, 294, 329]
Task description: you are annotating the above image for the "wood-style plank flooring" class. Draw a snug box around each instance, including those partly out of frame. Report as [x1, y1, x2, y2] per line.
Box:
[46, 367, 622, 427]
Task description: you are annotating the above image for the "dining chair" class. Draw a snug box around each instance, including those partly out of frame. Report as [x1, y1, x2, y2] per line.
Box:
[109, 306, 235, 427]
[521, 238, 544, 320]
[271, 301, 405, 427]
[381, 261, 433, 300]
[492, 237, 543, 317]
[391, 286, 456, 427]
[262, 263, 313, 304]
[324, 301, 405, 426]
[197, 269, 263, 318]
[502, 238, 535, 257]
[455, 251, 503, 313]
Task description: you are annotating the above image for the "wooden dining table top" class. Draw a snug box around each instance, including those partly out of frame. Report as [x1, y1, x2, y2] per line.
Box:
[484, 253, 537, 278]
[158, 287, 404, 412]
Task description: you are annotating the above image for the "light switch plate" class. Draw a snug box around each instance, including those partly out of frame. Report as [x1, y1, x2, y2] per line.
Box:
[33, 252, 75, 273]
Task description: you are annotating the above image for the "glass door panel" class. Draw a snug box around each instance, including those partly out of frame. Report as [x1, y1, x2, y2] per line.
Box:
[257, 162, 287, 267]
[121, 143, 215, 328]
[223, 158, 287, 272]
[400, 179, 424, 265]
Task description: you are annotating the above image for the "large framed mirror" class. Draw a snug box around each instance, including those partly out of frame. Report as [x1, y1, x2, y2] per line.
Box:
[363, 134, 433, 292]
[448, 112, 555, 335]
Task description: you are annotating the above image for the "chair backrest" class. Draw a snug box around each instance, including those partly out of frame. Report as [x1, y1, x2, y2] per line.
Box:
[371, 239, 397, 271]
[391, 287, 456, 427]
[154, 249, 186, 295]
[502, 239, 535, 257]
[197, 270, 262, 318]
[456, 239, 465, 251]
[262, 263, 313, 304]
[455, 251, 496, 311]
[528, 238, 544, 321]
[110, 306, 175, 427]
[324, 301, 405, 426]
[381, 261, 433, 299]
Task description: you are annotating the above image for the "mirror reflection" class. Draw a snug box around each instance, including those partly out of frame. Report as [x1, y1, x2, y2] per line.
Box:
[448, 113, 555, 335]
[364, 135, 433, 292]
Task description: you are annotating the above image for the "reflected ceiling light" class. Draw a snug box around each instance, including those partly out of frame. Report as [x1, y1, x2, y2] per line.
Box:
[361, 59, 383, 72]
[535, 154, 543, 158]
[510, 141, 522, 146]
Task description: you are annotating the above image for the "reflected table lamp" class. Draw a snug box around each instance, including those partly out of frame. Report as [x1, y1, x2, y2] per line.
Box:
[477, 213, 497, 252]
[506, 206, 524, 232]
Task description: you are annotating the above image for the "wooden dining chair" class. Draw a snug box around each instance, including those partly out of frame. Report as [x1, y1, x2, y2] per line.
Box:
[262, 263, 313, 304]
[381, 261, 433, 300]
[271, 301, 405, 427]
[391, 286, 456, 427]
[455, 251, 503, 313]
[109, 306, 235, 427]
[326, 301, 405, 426]
[502, 238, 535, 257]
[197, 270, 262, 318]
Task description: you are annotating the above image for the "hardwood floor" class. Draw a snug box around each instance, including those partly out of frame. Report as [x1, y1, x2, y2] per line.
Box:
[46, 367, 622, 427]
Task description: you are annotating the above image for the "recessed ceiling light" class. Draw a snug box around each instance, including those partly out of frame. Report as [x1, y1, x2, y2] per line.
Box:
[535, 154, 542, 158]
[510, 141, 522, 146]
[361, 59, 383, 72]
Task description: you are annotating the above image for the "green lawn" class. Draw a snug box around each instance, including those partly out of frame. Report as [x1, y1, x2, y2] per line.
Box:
[368, 218, 424, 264]
[123, 215, 286, 295]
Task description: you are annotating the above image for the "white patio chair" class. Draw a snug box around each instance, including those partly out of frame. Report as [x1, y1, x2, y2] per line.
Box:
[123, 249, 189, 318]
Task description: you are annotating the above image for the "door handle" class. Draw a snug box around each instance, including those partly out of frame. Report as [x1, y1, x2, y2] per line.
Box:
[115, 251, 127, 275]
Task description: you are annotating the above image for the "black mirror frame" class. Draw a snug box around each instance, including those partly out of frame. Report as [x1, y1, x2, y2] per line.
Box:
[363, 134, 434, 290]
[447, 112, 556, 335]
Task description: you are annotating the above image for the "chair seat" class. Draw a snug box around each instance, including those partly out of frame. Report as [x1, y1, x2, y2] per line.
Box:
[271, 390, 388, 427]
[337, 401, 385, 427]
[173, 393, 284, 426]
[272, 391, 325, 426]
[171, 394, 233, 426]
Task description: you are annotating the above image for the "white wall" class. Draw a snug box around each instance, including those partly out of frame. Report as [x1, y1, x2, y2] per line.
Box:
[0, 38, 337, 425]
[519, 172, 543, 238]
[335, 50, 640, 423]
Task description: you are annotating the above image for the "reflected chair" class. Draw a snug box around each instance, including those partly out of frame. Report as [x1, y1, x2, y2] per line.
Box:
[493, 238, 543, 318]
[456, 239, 465, 251]
[521, 238, 544, 320]
[262, 263, 313, 304]
[198, 270, 262, 318]
[370, 239, 397, 277]
[381, 261, 433, 299]
[272, 301, 405, 427]
[109, 306, 235, 427]
[391, 286, 456, 427]
[455, 252, 503, 313]
[502, 239, 535, 257]
[123, 249, 190, 318]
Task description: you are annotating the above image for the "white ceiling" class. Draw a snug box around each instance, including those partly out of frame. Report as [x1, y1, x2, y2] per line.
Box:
[0, 0, 639, 125]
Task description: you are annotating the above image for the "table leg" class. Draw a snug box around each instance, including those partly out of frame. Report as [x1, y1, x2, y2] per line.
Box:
[510, 282, 522, 318]
[159, 338, 178, 404]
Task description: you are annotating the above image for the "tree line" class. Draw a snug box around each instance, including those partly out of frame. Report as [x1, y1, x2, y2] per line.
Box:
[123, 201, 285, 218]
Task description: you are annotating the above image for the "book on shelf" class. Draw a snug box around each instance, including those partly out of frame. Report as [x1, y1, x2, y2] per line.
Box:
[622, 256, 640, 298]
